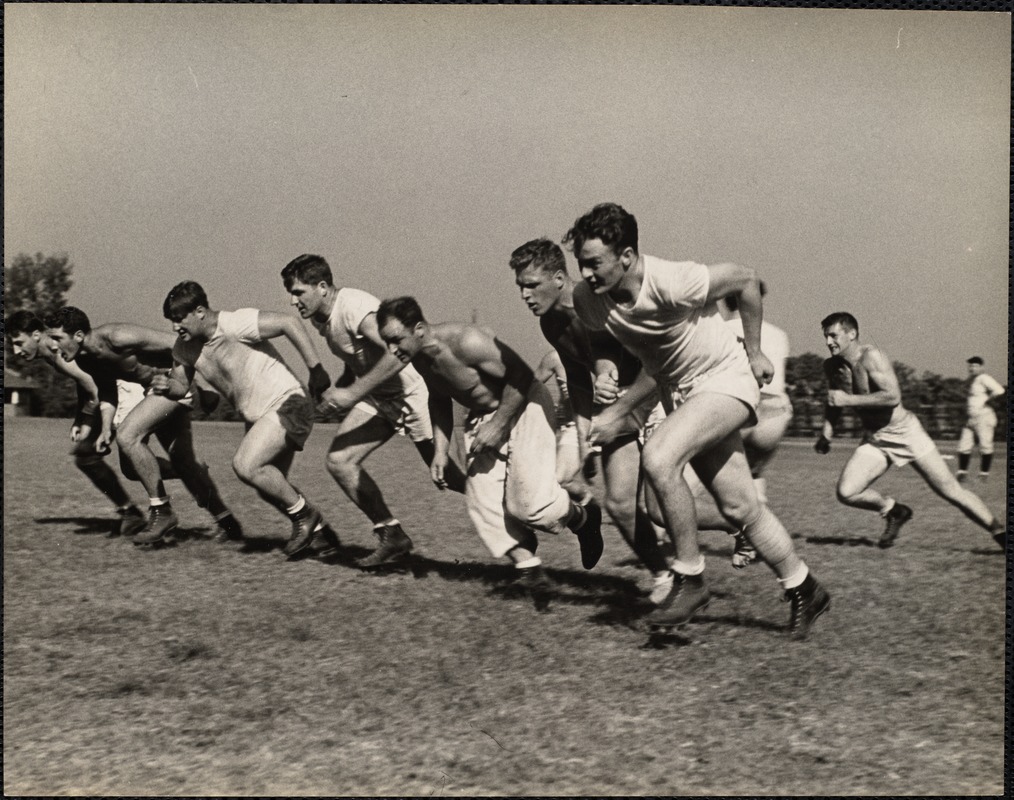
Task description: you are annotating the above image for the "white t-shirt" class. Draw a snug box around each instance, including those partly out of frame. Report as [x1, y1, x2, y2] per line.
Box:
[967, 373, 1005, 417]
[726, 317, 789, 400]
[572, 254, 751, 388]
[174, 308, 302, 423]
[312, 287, 425, 400]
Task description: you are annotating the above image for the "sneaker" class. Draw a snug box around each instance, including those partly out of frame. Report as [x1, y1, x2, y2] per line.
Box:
[569, 499, 604, 570]
[214, 514, 245, 544]
[356, 523, 413, 568]
[783, 573, 831, 641]
[730, 532, 758, 569]
[283, 502, 323, 558]
[644, 571, 711, 628]
[133, 504, 179, 545]
[648, 571, 675, 605]
[879, 503, 913, 549]
[110, 505, 146, 538]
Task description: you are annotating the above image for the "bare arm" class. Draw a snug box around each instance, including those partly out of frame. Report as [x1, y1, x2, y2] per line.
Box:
[705, 262, 771, 384]
[321, 313, 406, 410]
[427, 390, 455, 490]
[150, 360, 196, 401]
[257, 311, 331, 399]
[106, 324, 177, 357]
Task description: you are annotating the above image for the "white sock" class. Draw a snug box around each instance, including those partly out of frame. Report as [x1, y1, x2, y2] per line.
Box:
[515, 557, 542, 569]
[149, 496, 170, 508]
[374, 519, 399, 530]
[286, 496, 306, 515]
[879, 498, 896, 517]
[778, 563, 809, 590]
[670, 555, 705, 576]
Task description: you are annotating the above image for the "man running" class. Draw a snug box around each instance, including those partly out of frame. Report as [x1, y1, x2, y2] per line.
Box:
[568, 202, 829, 640]
[817, 312, 1005, 550]
[7, 309, 146, 536]
[153, 281, 335, 558]
[46, 306, 243, 546]
[376, 295, 604, 598]
[281, 254, 466, 568]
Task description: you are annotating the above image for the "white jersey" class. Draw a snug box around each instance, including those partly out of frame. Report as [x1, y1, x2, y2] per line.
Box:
[312, 287, 425, 400]
[572, 254, 751, 389]
[967, 373, 1005, 417]
[174, 308, 303, 423]
[726, 317, 789, 400]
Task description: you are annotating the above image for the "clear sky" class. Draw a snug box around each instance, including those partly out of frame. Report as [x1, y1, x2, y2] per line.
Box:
[5, 4, 1009, 381]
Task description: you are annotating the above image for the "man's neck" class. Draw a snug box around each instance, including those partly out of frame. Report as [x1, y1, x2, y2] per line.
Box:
[313, 288, 339, 324]
[608, 254, 643, 306]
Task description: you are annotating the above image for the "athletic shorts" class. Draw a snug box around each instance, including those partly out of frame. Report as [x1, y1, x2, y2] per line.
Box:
[112, 379, 197, 428]
[257, 390, 314, 451]
[352, 385, 432, 442]
[756, 394, 792, 425]
[651, 366, 760, 431]
[860, 409, 937, 467]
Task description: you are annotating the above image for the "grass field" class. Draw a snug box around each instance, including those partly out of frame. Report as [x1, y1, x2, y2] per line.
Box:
[3, 417, 1008, 796]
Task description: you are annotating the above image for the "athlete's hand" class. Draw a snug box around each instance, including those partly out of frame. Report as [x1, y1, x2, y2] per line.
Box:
[468, 417, 509, 456]
[150, 374, 171, 396]
[307, 364, 332, 402]
[814, 435, 831, 455]
[318, 387, 356, 415]
[826, 389, 850, 408]
[71, 424, 88, 442]
[96, 428, 114, 454]
[587, 406, 627, 447]
[593, 368, 621, 405]
[749, 351, 775, 387]
[430, 455, 449, 490]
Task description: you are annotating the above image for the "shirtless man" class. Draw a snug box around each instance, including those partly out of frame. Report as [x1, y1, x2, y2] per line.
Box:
[45, 306, 242, 545]
[375, 296, 604, 597]
[817, 312, 1005, 550]
[511, 238, 671, 594]
[281, 254, 465, 568]
[153, 281, 335, 558]
[7, 309, 146, 536]
[568, 202, 829, 640]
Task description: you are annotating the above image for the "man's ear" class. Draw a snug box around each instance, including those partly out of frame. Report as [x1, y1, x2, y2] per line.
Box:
[619, 247, 636, 269]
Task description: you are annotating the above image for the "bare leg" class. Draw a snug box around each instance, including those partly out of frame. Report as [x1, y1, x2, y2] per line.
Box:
[116, 395, 183, 500]
[325, 408, 397, 524]
[911, 447, 1000, 531]
[836, 445, 892, 512]
[601, 435, 669, 572]
[232, 416, 302, 508]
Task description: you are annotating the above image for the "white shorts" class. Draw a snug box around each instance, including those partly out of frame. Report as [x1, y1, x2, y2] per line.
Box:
[860, 409, 937, 468]
[353, 385, 432, 442]
[958, 410, 997, 455]
[257, 390, 314, 451]
[113, 380, 196, 428]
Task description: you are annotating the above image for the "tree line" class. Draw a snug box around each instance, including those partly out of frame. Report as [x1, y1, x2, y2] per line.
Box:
[5, 252, 1006, 439]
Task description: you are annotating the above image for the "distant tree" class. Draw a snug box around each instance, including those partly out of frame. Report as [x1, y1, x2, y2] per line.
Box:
[4, 252, 74, 319]
[785, 353, 825, 397]
[4, 252, 78, 416]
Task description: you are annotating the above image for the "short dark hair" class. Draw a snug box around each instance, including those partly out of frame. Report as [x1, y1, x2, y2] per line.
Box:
[163, 281, 210, 322]
[5, 310, 45, 338]
[509, 238, 568, 276]
[45, 306, 91, 335]
[967, 356, 984, 365]
[562, 203, 638, 257]
[821, 312, 859, 335]
[724, 280, 767, 312]
[377, 296, 426, 331]
[281, 254, 334, 291]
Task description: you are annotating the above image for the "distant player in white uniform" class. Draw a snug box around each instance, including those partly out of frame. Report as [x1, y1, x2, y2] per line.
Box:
[153, 281, 336, 559]
[376, 296, 604, 603]
[281, 255, 466, 568]
[956, 356, 1005, 482]
[816, 313, 1005, 551]
[45, 306, 242, 547]
[568, 202, 829, 640]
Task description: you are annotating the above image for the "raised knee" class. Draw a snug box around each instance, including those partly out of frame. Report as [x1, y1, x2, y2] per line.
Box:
[325, 450, 356, 476]
[232, 455, 255, 484]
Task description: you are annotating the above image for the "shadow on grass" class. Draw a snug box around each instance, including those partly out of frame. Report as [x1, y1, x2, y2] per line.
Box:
[35, 516, 115, 535]
[805, 534, 879, 548]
